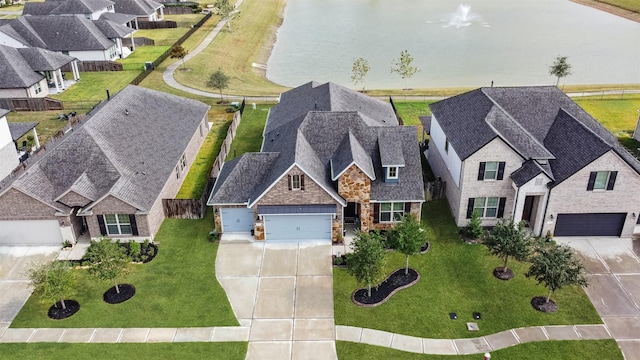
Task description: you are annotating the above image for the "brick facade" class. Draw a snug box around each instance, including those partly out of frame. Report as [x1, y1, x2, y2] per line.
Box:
[58, 190, 91, 208]
[0, 188, 59, 220]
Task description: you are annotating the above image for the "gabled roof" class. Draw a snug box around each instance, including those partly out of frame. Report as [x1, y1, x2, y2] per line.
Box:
[111, 0, 163, 16]
[0, 16, 131, 51]
[7, 85, 209, 213]
[0, 109, 10, 118]
[430, 86, 640, 187]
[0, 45, 44, 88]
[99, 12, 138, 25]
[23, 0, 115, 16]
[17, 46, 76, 70]
[208, 153, 280, 204]
[208, 82, 425, 207]
[510, 159, 553, 187]
[8, 122, 39, 141]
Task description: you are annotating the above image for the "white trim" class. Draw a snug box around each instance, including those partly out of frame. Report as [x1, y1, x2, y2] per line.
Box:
[79, 192, 140, 214]
[331, 160, 376, 181]
[386, 166, 398, 180]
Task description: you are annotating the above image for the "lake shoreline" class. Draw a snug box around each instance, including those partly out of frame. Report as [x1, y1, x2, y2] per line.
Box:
[570, 0, 640, 23]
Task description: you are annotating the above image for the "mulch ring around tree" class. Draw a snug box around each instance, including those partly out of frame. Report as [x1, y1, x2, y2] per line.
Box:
[493, 267, 515, 280]
[531, 296, 558, 313]
[352, 268, 420, 307]
[420, 241, 431, 254]
[103, 284, 136, 304]
[48, 300, 80, 320]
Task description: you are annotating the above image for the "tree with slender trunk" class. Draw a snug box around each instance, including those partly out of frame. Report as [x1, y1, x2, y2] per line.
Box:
[549, 56, 572, 86]
[347, 230, 386, 297]
[484, 218, 533, 279]
[169, 44, 188, 70]
[214, 0, 240, 31]
[391, 50, 420, 90]
[207, 68, 230, 103]
[526, 243, 589, 308]
[28, 260, 77, 310]
[85, 238, 131, 294]
[392, 214, 425, 275]
[351, 57, 370, 92]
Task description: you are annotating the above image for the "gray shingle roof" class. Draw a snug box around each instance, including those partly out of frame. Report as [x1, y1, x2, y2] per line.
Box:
[23, 0, 115, 16]
[0, 109, 9, 118]
[419, 115, 431, 134]
[510, 159, 551, 187]
[99, 12, 138, 25]
[10, 85, 209, 212]
[8, 122, 39, 141]
[111, 0, 163, 16]
[18, 46, 76, 70]
[208, 82, 425, 207]
[0, 45, 44, 88]
[379, 130, 406, 167]
[430, 86, 640, 187]
[94, 18, 135, 38]
[0, 16, 129, 51]
[208, 152, 280, 204]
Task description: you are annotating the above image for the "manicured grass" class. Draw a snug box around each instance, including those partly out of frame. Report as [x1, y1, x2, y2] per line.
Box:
[0, 343, 247, 360]
[117, 46, 171, 70]
[174, 0, 289, 96]
[177, 119, 232, 199]
[225, 105, 271, 161]
[598, 0, 640, 12]
[394, 101, 434, 140]
[134, 14, 211, 46]
[575, 94, 640, 139]
[333, 200, 602, 339]
[11, 208, 238, 328]
[7, 111, 72, 145]
[336, 340, 623, 359]
[49, 71, 140, 102]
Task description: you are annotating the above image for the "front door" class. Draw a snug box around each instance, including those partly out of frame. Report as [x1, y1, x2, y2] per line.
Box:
[522, 196, 534, 226]
[345, 202, 359, 224]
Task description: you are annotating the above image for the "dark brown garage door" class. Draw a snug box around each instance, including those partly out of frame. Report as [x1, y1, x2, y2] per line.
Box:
[554, 213, 626, 237]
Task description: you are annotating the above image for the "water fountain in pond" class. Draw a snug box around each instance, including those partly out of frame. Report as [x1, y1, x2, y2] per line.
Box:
[443, 4, 484, 28]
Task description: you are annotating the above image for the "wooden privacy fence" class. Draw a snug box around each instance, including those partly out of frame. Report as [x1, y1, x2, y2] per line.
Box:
[426, 180, 446, 201]
[210, 103, 244, 179]
[163, 6, 195, 14]
[136, 20, 177, 29]
[0, 97, 63, 111]
[61, 61, 123, 72]
[162, 177, 215, 219]
[122, 37, 155, 47]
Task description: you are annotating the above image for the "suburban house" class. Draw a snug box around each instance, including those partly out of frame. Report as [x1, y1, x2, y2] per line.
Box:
[0, 109, 19, 181]
[207, 81, 425, 242]
[111, 0, 164, 22]
[23, 0, 116, 20]
[0, 44, 80, 97]
[0, 85, 210, 245]
[0, 15, 136, 60]
[427, 86, 640, 237]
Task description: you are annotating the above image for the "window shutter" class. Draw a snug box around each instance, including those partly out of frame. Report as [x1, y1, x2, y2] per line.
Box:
[586, 172, 596, 190]
[404, 202, 411, 214]
[606, 171, 617, 190]
[287, 175, 292, 190]
[497, 162, 505, 180]
[300, 174, 305, 190]
[477, 162, 486, 181]
[97, 215, 107, 236]
[466, 198, 475, 219]
[373, 203, 380, 223]
[129, 214, 138, 236]
[497, 197, 506, 218]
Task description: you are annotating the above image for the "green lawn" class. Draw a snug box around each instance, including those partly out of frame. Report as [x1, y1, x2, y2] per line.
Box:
[117, 46, 171, 70]
[177, 119, 232, 199]
[394, 101, 434, 140]
[50, 71, 141, 102]
[0, 343, 247, 360]
[225, 105, 271, 161]
[575, 94, 640, 144]
[7, 111, 72, 145]
[336, 340, 623, 359]
[334, 200, 602, 339]
[134, 14, 211, 46]
[11, 208, 237, 328]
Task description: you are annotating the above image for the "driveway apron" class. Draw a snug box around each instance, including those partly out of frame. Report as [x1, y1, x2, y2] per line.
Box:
[216, 241, 336, 360]
[557, 237, 640, 360]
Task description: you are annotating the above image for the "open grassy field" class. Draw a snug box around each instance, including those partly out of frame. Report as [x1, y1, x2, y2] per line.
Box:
[334, 200, 602, 339]
[336, 340, 623, 359]
[11, 208, 237, 328]
[0, 343, 248, 360]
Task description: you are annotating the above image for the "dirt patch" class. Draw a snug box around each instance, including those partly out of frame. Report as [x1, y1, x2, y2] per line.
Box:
[570, 0, 640, 23]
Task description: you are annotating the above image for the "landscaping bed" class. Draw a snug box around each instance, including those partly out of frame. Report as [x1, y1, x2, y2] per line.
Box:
[352, 268, 419, 307]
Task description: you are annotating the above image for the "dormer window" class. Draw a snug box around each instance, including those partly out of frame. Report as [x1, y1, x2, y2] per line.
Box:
[387, 166, 398, 180]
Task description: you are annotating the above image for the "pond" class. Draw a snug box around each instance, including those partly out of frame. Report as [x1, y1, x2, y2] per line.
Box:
[266, 0, 640, 89]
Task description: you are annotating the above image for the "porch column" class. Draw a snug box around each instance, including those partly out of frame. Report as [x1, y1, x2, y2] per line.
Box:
[71, 60, 80, 81]
[135, 18, 139, 30]
[32, 128, 40, 149]
[56, 68, 65, 90]
[52, 70, 61, 93]
[130, 34, 135, 51]
[159, 7, 164, 20]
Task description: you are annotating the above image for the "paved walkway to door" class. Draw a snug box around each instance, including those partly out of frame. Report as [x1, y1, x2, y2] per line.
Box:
[216, 241, 337, 359]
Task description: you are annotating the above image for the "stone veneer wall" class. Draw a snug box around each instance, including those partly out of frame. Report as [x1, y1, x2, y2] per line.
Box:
[338, 164, 372, 232]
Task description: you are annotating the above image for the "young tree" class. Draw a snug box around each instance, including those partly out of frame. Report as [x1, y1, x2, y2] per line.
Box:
[390, 50, 420, 90]
[526, 243, 589, 307]
[351, 57, 370, 92]
[85, 238, 131, 294]
[485, 218, 533, 279]
[169, 44, 188, 70]
[465, 210, 483, 240]
[28, 261, 77, 310]
[347, 231, 387, 297]
[549, 56, 572, 86]
[207, 68, 230, 103]
[214, 0, 240, 31]
[393, 214, 425, 275]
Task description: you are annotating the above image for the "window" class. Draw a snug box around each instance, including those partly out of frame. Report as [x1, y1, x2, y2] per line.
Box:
[103, 214, 132, 235]
[292, 174, 301, 190]
[478, 161, 505, 181]
[175, 165, 180, 179]
[34, 82, 41, 94]
[474, 197, 499, 218]
[179, 153, 186, 170]
[387, 166, 398, 180]
[108, 45, 117, 59]
[587, 171, 617, 191]
[380, 202, 404, 222]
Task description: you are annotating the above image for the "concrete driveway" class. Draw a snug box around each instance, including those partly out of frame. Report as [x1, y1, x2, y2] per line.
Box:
[216, 241, 336, 360]
[556, 237, 640, 360]
[0, 246, 60, 334]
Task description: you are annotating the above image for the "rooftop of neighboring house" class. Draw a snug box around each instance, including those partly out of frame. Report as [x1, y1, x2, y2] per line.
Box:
[23, 0, 115, 16]
[110, 0, 163, 16]
[0, 44, 76, 89]
[430, 86, 640, 187]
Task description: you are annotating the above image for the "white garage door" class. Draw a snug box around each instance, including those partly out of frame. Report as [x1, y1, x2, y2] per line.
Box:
[264, 214, 332, 242]
[221, 208, 255, 233]
[0, 220, 63, 245]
